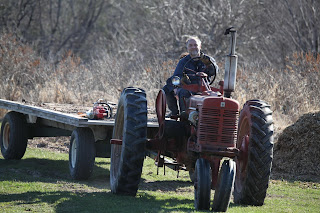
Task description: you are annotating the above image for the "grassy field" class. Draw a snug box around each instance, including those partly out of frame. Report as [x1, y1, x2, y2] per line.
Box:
[0, 146, 319, 213]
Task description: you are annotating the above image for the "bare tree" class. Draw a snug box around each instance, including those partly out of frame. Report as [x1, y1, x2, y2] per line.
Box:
[0, 0, 106, 61]
[1, 0, 319, 67]
[258, 0, 320, 66]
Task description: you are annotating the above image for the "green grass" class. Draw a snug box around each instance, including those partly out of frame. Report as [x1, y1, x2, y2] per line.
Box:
[1, 147, 320, 213]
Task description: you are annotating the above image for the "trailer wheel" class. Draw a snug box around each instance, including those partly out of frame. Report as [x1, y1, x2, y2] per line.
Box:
[110, 87, 147, 196]
[212, 159, 236, 212]
[234, 100, 274, 206]
[189, 170, 195, 183]
[69, 128, 96, 180]
[194, 158, 211, 210]
[0, 112, 28, 159]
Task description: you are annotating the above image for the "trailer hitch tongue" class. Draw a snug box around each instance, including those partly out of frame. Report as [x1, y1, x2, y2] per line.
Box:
[110, 139, 122, 145]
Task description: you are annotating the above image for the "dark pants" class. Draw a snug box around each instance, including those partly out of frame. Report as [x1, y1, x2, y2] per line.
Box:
[163, 85, 191, 115]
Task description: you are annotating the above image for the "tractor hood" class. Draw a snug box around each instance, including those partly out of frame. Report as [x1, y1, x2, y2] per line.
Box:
[188, 95, 240, 148]
[188, 94, 239, 112]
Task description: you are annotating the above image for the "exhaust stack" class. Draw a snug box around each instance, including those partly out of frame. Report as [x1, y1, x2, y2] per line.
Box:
[223, 27, 238, 98]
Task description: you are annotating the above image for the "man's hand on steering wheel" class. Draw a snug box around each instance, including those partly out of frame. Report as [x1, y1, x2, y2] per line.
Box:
[181, 73, 191, 85]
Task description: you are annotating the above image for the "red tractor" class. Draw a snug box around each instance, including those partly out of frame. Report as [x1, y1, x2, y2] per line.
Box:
[109, 28, 274, 212]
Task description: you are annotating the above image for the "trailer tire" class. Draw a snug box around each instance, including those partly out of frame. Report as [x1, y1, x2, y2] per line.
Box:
[110, 87, 147, 196]
[212, 159, 236, 212]
[1, 112, 28, 159]
[189, 170, 195, 183]
[69, 128, 96, 180]
[234, 100, 274, 206]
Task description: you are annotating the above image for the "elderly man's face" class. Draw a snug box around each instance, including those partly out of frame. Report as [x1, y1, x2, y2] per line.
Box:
[187, 39, 201, 58]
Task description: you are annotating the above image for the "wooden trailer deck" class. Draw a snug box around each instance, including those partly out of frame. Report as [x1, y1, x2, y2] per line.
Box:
[0, 99, 158, 129]
[0, 98, 160, 180]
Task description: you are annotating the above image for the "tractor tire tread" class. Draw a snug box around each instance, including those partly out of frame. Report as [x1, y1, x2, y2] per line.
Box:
[110, 87, 147, 196]
[234, 100, 274, 206]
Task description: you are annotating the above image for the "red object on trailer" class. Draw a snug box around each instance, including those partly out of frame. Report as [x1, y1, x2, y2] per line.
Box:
[91, 100, 113, 120]
[93, 105, 109, 119]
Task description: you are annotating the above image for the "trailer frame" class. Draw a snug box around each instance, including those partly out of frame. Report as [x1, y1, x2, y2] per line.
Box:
[0, 99, 158, 180]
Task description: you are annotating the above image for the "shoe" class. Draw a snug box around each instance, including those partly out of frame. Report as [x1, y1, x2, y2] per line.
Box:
[179, 111, 188, 120]
[166, 112, 179, 118]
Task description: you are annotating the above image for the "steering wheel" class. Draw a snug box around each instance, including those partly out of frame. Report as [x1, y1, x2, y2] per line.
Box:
[182, 56, 216, 85]
[208, 69, 217, 85]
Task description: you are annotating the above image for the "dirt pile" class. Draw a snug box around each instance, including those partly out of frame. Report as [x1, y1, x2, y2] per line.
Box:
[273, 111, 320, 177]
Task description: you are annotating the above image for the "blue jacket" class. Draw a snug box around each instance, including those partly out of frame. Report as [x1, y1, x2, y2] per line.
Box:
[166, 54, 219, 92]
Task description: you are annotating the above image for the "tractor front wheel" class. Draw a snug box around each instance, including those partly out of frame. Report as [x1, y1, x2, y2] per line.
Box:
[194, 158, 211, 210]
[110, 87, 147, 196]
[212, 159, 236, 212]
[234, 100, 274, 206]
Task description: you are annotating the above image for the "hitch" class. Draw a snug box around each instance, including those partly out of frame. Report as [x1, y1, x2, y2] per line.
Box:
[148, 151, 186, 177]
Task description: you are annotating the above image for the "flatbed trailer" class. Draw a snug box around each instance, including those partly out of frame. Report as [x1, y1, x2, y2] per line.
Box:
[0, 99, 158, 180]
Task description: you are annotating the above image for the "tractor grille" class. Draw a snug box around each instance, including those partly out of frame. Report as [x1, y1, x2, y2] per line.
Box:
[198, 107, 239, 147]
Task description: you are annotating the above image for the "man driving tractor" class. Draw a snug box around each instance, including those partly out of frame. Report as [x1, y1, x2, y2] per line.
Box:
[163, 36, 219, 117]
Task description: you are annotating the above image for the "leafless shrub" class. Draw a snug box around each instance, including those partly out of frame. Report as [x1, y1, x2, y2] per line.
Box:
[0, 34, 48, 100]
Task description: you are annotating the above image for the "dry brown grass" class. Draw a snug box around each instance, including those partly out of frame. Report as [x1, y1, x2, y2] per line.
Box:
[236, 52, 320, 132]
[1, 34, 319, 133]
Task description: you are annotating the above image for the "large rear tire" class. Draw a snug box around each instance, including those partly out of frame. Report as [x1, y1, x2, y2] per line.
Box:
[194, 158, 211, 210]
[212, 159, 236, 212]
[110, 87, 147, 196]
[234, 100, 274, 205]
[0, 112, 28, 159]
[69, 128, 96, 180]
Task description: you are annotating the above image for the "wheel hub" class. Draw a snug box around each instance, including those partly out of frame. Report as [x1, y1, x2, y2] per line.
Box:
[71, 139, 77, 168]
[3, 123, 10, 150]
[239, 135, 249, 167]
[156, 90, 166, 138]
[236, 135, 249, 192]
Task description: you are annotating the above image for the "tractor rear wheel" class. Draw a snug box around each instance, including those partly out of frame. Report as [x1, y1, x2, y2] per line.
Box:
[0, 112, 28, 159]
[234, 100, 274, 206]
[110, 87, 147, 196]
[194, 158, 211, 210]
[212, 159, 236, 212]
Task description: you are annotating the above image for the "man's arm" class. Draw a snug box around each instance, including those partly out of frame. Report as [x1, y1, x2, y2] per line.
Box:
[173, 57, 187, 77]
[165, 57, 187, 92]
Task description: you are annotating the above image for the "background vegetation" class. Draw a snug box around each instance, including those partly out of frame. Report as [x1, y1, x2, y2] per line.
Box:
[0, 0, 320, 130]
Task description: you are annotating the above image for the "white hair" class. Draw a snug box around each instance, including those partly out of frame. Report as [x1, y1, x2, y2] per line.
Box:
[186, 36, 201, 48]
